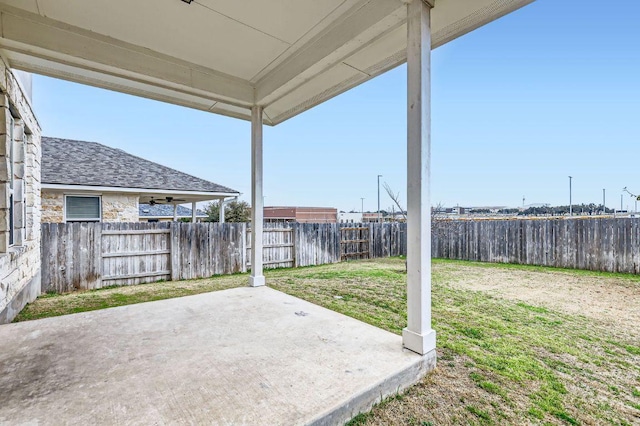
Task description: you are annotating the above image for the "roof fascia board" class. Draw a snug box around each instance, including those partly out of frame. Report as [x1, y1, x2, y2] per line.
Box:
[431, 0, 535, 50]
[0, 5, 254, 107]
[255, 0, 403, 105]
[264, 0, 536, 124]
[42, 184, 239, 198]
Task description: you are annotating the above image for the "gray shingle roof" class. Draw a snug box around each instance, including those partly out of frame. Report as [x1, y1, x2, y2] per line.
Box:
[139, 204, 206, 218]
[41, 137, 239, 194]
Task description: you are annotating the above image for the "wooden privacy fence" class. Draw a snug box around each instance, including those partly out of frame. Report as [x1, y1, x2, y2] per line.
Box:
[341, 227, 370, 260]
[43, 218, 640, 294]
[432, 218, 640, 273]
[41, 222, 407, 293]
[247, 224, 295, 269]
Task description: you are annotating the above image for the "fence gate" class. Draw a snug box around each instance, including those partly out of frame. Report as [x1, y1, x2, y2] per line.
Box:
[101, 224, 172, 286]
[340, 226, 370, 261]
[246, 226, 295, 269]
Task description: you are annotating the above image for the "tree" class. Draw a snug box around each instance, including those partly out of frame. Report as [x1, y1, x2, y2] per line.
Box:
[226, 200, 251, 223]
[203, 201, 221, 222]
[203, 200, 251, 223]
[383, 182, 407, 221]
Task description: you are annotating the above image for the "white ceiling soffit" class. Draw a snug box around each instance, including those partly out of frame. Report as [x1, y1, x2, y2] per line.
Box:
[0, 0, 534, 125]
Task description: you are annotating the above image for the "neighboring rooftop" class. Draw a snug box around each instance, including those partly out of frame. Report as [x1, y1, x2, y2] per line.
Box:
[41, 137, 239, 194]
[139, 204, 206, 218]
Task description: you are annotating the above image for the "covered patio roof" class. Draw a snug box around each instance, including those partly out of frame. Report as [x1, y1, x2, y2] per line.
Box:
[0, 0, 532, 125]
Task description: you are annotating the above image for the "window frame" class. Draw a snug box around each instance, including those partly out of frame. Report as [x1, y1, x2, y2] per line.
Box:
[8, 115, 14, 246]
[64, 194, 102, 223]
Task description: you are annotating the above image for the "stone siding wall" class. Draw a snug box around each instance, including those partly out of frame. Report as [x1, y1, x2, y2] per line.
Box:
[41, 191, 63, 223]
[41, 191, 139, 223]
[0, 60, 42, 323]
[102, 194, 138, 222]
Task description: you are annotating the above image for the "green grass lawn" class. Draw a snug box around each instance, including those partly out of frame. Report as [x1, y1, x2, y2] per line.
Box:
[14, 258, 640, 425]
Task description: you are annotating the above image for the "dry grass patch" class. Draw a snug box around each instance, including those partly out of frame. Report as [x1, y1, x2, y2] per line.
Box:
[437, 259, 640, 336]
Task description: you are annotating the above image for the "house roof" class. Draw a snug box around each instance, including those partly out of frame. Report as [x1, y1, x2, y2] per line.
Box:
[139, 204, 207, 218]
[0, 0, 535, 125]
[41, 137, 239, 195]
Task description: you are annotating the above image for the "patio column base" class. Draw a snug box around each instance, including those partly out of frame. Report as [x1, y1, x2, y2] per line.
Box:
[402, 328, 436, 355]
[249, 275, 266, 287]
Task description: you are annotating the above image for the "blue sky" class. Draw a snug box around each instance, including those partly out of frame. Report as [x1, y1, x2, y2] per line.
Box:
[32, 0, 640, 212]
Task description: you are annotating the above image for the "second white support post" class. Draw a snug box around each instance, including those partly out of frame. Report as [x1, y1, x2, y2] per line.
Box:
[249, 106, 265, 287]
[191, 201, 197, 223]
[403, 0, 436, 356]
[219, 198, 225, 223]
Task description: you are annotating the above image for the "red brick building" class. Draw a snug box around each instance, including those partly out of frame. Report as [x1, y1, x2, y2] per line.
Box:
[264, 207, 337, 223]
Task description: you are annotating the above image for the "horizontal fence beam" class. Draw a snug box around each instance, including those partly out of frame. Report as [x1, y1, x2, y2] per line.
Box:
[102, 250, 171, 258]
[102, 270, 171, 281]
[246, 244, 294, 249]
[246, 228, 293, 233]
[102, 229, 171, 235]
[247, 258, 295, 267]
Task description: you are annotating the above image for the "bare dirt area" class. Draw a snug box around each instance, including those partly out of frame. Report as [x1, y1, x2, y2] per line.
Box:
[438, 261, 640, 336]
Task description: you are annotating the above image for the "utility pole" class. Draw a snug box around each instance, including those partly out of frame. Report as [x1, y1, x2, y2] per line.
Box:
[377, 174, 382, 223]
[568, 176, 572, 217]
[621, 194, 623, 211]
[360, 197, 365, 221]
[522, 196, 525, 208]
[603, 188, 606, 215]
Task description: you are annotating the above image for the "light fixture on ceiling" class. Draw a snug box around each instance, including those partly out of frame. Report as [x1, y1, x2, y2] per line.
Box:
[181, 0, 193, 4]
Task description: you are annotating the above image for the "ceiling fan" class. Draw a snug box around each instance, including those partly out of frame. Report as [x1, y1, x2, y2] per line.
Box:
[148, 196, 187, 206]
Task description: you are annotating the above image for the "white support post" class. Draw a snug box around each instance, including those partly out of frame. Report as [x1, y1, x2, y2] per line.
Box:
[249, 106, 265, 287]
[191, 201, 197, 223]
[219, 198, 225, 224]
[403, 0, 436, 356]
[173, 204, 178, 221]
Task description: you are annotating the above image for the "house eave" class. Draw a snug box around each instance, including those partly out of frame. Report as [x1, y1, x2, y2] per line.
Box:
[42, 184, 240, 201]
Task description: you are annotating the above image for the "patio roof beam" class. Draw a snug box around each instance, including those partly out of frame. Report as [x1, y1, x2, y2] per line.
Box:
[254, 0, 404, 106]
[403, 0, 436, 356]
[0, 5, 254, 108]
[249, 106, 265, 287]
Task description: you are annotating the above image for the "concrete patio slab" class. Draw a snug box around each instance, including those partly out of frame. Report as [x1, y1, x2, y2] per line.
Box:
[0, 287, 436, 425]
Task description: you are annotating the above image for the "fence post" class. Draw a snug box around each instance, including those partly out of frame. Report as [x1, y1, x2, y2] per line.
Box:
[241, 222, 248, 273]
[292, 222, 298, 268]
[94, 222, 103, 289]
[170, 222, 180, 281]
[368, 222, 374, 259]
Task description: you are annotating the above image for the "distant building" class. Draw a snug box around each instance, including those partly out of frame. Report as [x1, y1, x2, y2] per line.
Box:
[264, 207, 337, 223]
[361, 212, 384, 222]
[338, 212, 362, 223]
